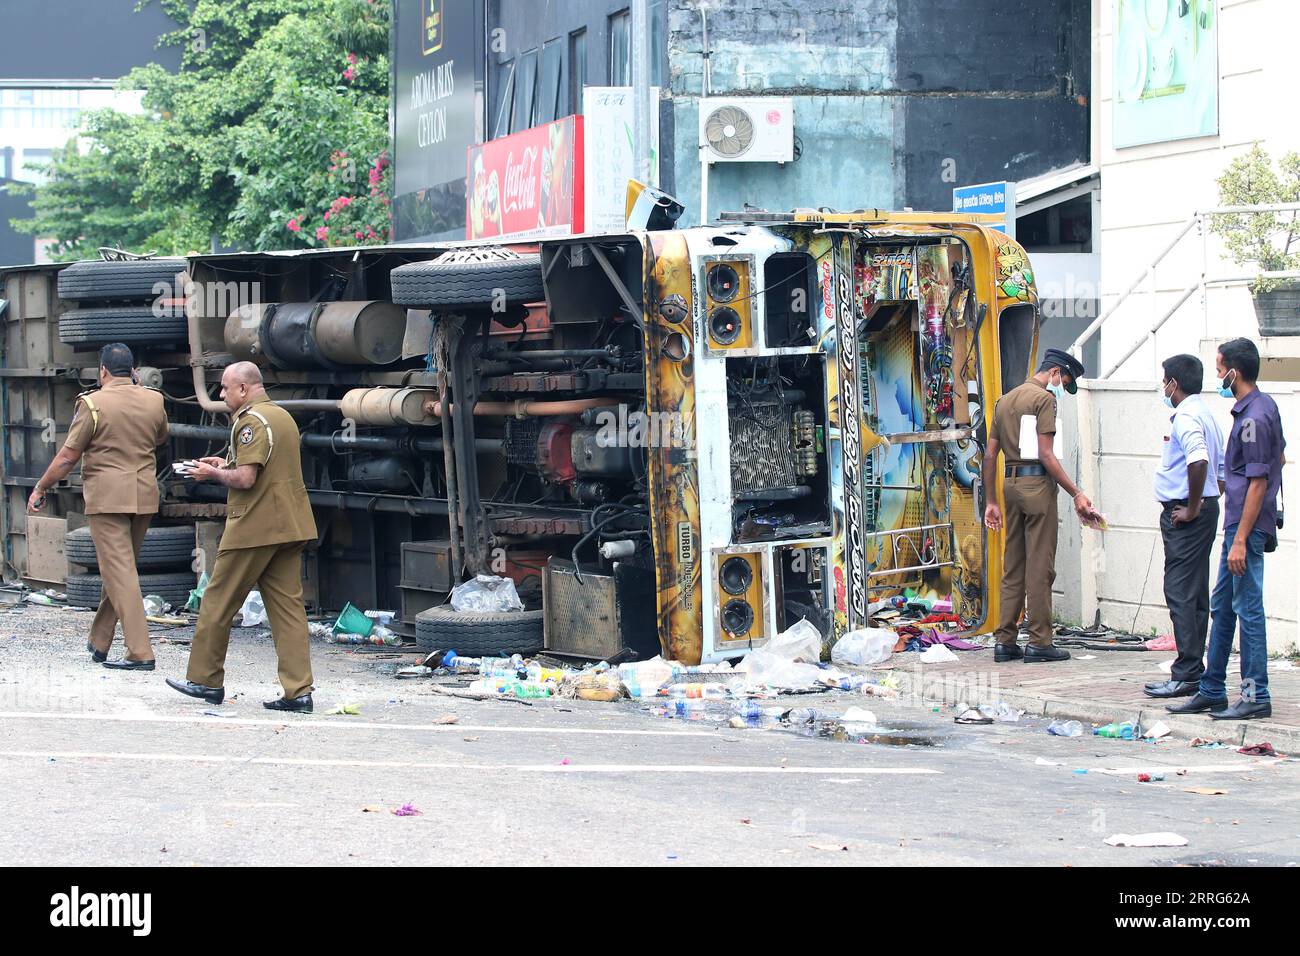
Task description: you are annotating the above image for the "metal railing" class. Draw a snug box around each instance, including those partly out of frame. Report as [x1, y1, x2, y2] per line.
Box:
[1068, 203, 1300, 379]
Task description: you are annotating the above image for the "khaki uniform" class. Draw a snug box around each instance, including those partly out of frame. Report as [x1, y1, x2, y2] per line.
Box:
[990, 379, 1060, 648]
[187, 396, 318, 697]
[64, 377, 170, 661]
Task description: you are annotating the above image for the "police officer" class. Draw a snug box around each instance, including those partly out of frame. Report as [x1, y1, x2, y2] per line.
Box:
[166, 362, 318, 711]
[28, 343, 169, 669]
[982, 348, 1096, 663]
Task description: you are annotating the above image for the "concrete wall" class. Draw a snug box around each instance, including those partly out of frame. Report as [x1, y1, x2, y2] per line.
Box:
[1092, 0, 1300, 379]
[1055, 380, 1298, 655]
[667, 0, 1090, 225]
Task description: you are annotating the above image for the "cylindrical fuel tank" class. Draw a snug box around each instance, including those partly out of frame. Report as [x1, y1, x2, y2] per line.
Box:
[314, 301, 406, 366]
[224, 303, 274, 363]
[340, 387, 440, 426]
[224, 301, 406, 369]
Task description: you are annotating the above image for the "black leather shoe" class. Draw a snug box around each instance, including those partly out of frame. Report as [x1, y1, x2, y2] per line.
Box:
[264, 693, 312, 714]
[1166, 692, 1228, 714]
[1144, 680, 1199, 699]
[166, 677, 224, 704]
[994, 642, 1023, 663]
[1209, 698, 1272, 721]
[1023, 644, 1071, 663]
[102, 658, 155, 671]
[86, 641, 107, 664]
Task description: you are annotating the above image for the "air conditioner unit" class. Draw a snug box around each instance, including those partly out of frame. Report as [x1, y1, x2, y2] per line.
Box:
[699, 97, 794, 164]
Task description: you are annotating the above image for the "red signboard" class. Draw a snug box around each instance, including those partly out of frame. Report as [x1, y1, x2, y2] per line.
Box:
[466, 115, 584, 241]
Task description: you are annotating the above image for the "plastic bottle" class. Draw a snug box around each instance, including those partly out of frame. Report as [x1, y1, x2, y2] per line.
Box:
[504, 679, 555, 699]
[526, 663, 566, 684]
[662, 682, 727, 700]
[1047, 719, 1084, 738]
[477, 656, 523, 678]
[440, 651, 478, 673]
[467, 677, 509, 695]
[784, 707, 823, 724]
[734, 700, 785, 720]
[663, 698, 705, 717]
[1093, 721, 1136, 740]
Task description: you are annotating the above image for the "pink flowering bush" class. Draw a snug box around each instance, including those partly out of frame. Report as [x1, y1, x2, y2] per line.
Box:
[290, 149, 391, 247]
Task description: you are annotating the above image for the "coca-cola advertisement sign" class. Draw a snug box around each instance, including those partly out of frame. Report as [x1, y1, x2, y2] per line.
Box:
[466, 115, 584, 241]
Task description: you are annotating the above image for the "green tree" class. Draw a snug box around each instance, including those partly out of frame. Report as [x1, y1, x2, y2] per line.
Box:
[1210, 143, 1300, 294]
[11, 0, 392, 260]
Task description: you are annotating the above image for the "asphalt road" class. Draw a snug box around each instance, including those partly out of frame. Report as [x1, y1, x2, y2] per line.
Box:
[1, 606, 1297, 866]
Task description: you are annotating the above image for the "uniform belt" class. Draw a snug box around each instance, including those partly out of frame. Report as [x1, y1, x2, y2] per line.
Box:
[1005, 464, 1047, 477]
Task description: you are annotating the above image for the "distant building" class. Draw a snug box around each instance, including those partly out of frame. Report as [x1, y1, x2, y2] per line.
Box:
[391, 1, 1092, 245]
[0, 0, 181, 265]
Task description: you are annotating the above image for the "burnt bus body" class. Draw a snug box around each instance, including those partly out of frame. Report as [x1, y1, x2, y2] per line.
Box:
[0, 210, 1035, 664]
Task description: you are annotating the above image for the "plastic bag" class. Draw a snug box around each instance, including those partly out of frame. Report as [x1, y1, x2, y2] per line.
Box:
[185, 572, 209, 613]
[765, 618, 823, 663]
[449, 574, 524, 613]
[239, 590, 268, 627]
[918, 644, 959, 663]
[142, 594, 169, 616]
[830, 628, 895, 667]
[734, 619, 828, 691]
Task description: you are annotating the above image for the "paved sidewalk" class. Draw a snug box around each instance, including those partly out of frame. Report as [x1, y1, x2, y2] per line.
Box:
[890, 644, 1300, 751]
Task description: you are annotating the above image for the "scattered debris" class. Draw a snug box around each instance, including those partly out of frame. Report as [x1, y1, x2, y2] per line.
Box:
[1238, 742, 1278, 757]
[808, 843, 849, 852]
[1094, 721, 1137, 739]
[1137, 772, 1165, 782]
[1142, 721, 1172, 740]
[830, 627, 894, 666]
[1144, 634, 1176, 652]
[450, 574, 524, 613]
[978, 701, 1023, 722]
[325, 703, 361, 716]
[918, 644, 959, 664]
[1035, 757, 1062, 766]
[1047, 719, 1085, 737]
[1190, 737, 1225, 748]
[239, 590, 268, 627]
[1104, 832, 1189, 848]
[1184, 787, 1228, 796]
[434, 714, 459, 725]
[955, 709, 993, 725]
[392, 802, 422, 816]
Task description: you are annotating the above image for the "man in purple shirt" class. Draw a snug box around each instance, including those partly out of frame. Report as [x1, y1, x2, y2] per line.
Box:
[1169, 338, 1286, 721]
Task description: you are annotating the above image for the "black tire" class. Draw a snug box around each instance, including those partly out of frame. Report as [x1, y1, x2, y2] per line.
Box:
[57, 258, 187, 303]
[59, 305, 188, 347]
[390, 248, 544, 309]
[65, 571, 196, 611]
[414, 606, 544, 655]
[65, 525, 196, 571]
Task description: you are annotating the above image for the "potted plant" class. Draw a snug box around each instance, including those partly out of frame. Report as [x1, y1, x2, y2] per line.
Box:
[1210, 144, 1300, 336]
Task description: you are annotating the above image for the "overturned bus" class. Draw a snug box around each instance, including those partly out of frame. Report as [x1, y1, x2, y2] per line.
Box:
[0, 209, 1038, 665]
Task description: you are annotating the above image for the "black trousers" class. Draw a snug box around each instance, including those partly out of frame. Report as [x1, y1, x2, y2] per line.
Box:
[1160, 497, 1220, 683]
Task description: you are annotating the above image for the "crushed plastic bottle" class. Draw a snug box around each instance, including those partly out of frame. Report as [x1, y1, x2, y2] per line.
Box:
[978, 701, 1023, 723]
[662, 682, 728, 701]
[1093, 721, 1136, 740]
[734, 700, 786, 720]
[1047, 719, 1084, 737]
[662, 697, 706, 717]
[784, 707, 823, 724]
[327, 628, 401, 647]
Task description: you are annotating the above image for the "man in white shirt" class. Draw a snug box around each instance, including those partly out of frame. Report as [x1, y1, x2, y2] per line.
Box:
[1145, 354, 1225, 700]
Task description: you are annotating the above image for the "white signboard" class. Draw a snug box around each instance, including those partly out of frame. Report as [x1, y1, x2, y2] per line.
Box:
[582, 86, 660, 234]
